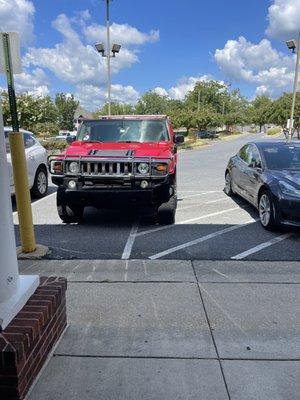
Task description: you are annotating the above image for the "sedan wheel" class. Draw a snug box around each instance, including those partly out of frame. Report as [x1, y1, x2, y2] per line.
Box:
[258, 191, 277, 231]
[31, 167, 48, 198]
[224, 172, 233, 196]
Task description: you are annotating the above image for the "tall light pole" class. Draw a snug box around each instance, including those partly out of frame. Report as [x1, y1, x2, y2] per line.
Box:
[95, 0, 121, 116]
[286, 32, 300, 141]
[106, 0, 112, 116]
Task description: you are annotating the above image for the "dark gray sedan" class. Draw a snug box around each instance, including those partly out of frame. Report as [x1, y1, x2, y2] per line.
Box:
[224, 141, 300, 230]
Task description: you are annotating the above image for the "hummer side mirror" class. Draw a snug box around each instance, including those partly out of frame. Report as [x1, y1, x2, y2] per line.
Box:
[66, 135, 76, 144]
[174, 134, 184, 144]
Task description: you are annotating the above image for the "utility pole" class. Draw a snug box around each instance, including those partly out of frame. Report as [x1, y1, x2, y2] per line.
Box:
[288, 31, 300, 141]
[106, 0, 112, 116]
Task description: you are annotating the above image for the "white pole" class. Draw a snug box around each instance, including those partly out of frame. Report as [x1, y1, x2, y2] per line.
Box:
[106, 0, 112, 116]
[0, 104, 19, 303]
[289, 31, 300, 141]
[0, 104, 39, 330]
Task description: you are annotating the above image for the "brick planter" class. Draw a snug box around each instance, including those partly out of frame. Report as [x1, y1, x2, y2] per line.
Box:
[0, 277, 67, 400]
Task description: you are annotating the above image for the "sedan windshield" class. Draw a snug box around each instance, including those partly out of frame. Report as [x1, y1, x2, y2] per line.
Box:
[262, 145, 300, 170]
[77, 119, 169, 143]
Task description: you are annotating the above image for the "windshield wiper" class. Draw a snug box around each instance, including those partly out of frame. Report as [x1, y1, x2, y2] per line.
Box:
[117, 140, 140, 143]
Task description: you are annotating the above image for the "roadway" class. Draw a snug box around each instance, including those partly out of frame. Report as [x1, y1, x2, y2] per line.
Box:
[13, 132, 300, 261]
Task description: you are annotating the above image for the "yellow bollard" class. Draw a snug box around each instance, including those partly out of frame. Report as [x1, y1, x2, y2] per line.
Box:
[9, 132, 36, 253]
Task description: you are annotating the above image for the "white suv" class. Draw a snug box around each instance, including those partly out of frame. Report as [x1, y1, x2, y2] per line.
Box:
[5, 127, 48, 198]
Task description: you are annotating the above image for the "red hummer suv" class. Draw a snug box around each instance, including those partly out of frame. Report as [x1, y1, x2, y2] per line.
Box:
[49, 115, 184, 224]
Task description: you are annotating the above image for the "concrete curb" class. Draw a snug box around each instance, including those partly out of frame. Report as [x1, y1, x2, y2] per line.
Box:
[17, 244, 50, 260]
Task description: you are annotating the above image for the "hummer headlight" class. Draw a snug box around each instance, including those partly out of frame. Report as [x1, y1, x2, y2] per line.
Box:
[137, 162, 149, 174]
[69, 162, 79, 174]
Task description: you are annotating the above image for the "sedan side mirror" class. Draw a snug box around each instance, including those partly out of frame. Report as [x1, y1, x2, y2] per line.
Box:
[174, 134, 185, 144]
[66, 135, 76, 144]
[249, 159, 262, 169]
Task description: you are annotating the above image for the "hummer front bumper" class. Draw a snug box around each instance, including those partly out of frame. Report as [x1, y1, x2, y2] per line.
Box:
[56, 177, 173, 208]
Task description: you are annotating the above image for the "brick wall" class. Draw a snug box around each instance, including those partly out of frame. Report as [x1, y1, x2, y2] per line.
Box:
[0, 277, 67, 400]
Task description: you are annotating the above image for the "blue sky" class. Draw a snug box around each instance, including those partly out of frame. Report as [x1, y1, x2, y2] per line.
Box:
[1, 0, 300, 110]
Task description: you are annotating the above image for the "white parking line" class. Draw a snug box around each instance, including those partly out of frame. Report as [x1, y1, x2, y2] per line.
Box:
[180, 191, 220, 199]
[206, 197, 230, 204]
[136, 206, 243, 237]
[13, 191, 56, 216]
[231, 233, 293, 260]
[121, 219, 140, 260]
[149, 219, 259, 259]
[177, 197, 230, 212]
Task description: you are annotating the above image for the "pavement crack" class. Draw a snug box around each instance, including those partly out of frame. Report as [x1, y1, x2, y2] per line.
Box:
[191, 260, 231, 400]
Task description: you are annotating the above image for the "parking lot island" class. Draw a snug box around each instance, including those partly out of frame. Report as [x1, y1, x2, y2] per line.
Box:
[0, 277, 67, 400]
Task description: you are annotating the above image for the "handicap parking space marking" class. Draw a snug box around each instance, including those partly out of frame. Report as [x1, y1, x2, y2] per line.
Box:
[231, 233, 294, 260]
[149, 219, 259, 259]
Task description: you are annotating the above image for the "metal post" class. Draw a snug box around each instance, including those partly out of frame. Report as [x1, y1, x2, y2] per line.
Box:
[2, 33, 36, 252]
[106, 0, 112, 116]
[197, 91, 200, 112]
[289, 31, 300, 141]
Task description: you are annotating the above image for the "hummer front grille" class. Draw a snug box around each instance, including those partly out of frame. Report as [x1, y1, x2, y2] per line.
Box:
[81, 161, 133, 177]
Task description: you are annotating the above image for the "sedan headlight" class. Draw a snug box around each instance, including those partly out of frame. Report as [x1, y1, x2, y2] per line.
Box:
[137, 162, 149, 174]
[279, 181, 300, 198]
[69, 161, 79, 174]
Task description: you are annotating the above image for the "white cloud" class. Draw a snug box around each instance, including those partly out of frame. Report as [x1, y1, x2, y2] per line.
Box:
[23, 14, 139, 87]
[84, 22, 159, 47]
[15, 68, 49, 96]
[154, 75, 212, 100]
[75, 83, 139, 111]
[214, 36, 294, 97]
[267, 0, 300, 40]
[153, 87, 169, 97]
[0, 0, 35, 45]
[22, 13, 159, 109]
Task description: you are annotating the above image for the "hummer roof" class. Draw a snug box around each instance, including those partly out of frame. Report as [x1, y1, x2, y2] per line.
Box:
[80, 115, 168, 121]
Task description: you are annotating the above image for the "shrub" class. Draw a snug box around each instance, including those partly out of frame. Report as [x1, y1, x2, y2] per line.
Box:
[30, 122, 60, 138]
[40, 139, 68, 151]
[267, 127, 282, 136]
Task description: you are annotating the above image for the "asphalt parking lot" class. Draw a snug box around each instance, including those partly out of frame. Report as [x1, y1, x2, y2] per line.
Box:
[14, 132, 300, 261]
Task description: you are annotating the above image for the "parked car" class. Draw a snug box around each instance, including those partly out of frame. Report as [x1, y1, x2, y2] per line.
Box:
[55, 132, 77, 141]
[49, 115, 184, 224]
[224, 141, 300, 230]
[5, 127, 48, 198]
[197, 130, 219, 139]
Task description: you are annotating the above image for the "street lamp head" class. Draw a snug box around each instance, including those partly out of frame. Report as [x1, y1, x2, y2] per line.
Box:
[95, 43, 106, 57]
[286, 39, 297, 53]
[112, 43, 121, 56]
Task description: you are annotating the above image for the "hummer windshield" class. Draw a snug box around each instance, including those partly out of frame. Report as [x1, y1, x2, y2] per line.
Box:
[77, 119, 169, 143]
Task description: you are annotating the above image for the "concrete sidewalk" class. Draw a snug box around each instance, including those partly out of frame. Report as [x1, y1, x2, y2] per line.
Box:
[19, 260, 300, 400]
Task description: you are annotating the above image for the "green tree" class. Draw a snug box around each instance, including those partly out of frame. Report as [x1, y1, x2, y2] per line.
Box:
[135, 91, 170, 115]
[248, 95, 273, 132]
[270, 92, 300, 129]
[93, 102, 134, 117]
[185, 81, 229, 112]
[55, 93, 79, 131]
[194, 107, 223, 131]
[1, 92, 59, 133]
[170, 110, 196, 134]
